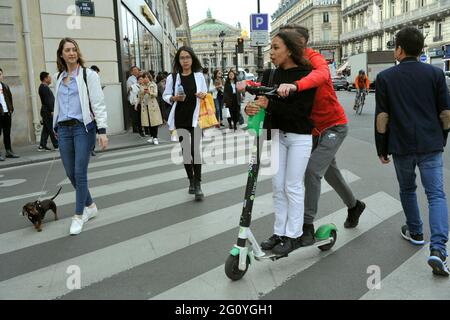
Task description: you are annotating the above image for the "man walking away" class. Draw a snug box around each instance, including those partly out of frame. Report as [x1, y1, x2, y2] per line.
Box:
[38, 72, 58, 151]
[0, 68, 19, 160]
[375, 26, 450, 276]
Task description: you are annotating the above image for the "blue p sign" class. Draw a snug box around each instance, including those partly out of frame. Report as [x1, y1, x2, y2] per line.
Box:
[251, 14, 268, 31]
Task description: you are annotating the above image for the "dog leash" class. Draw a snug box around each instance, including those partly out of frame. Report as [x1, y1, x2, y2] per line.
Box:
[38, 151, 59, 201]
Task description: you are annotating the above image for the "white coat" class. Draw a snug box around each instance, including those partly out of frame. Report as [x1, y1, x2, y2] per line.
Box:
[162, 72, 207, 130]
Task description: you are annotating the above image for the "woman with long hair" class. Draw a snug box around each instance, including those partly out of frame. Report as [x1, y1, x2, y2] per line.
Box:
[139, 72, 163, 144]
[163, 46, 207, 201]
[244, 31, 317, 255]
[211, 69, 225, 127]
[223, 70, 241, 131]
[53, 38, 108, 235]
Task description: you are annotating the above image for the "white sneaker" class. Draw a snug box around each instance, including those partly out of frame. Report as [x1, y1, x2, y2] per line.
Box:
[171, 135, 178, 142]
[70, 216, 84, 235]
[153, 138, 159, 145]
[83, 204, 98, 223]
[147, 138, 154, 144]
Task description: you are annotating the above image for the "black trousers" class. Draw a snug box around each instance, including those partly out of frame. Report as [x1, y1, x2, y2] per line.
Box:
[178, 127, 202, 182]
[39, 114, 58, 148]
[0, 113, 12, 151]
[228, 95, 240, 130]
[130, 104, 142, 134]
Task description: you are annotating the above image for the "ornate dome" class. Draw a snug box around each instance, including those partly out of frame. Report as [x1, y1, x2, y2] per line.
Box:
[191, 10, 240, 36]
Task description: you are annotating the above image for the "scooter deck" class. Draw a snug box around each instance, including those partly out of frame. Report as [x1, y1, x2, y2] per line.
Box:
[254, 238, 334, 261]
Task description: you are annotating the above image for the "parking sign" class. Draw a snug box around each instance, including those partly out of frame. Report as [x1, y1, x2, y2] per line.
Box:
[250, 14, 269, 47]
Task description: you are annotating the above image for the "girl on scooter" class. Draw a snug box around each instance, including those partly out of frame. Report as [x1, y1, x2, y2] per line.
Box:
[244, 31, 317, 255]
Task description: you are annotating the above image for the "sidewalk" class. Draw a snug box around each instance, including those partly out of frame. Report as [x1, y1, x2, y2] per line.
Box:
[0, 126, 171, 170]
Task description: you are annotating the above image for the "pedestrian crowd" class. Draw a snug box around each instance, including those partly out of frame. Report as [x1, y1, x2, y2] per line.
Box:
[1, 24, 449, 277]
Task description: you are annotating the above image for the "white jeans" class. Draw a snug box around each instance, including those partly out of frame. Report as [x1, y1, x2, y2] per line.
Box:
[272, 130, 312, 238]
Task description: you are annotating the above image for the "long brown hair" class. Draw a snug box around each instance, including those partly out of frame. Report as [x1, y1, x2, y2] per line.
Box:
[275, 31, 311, 70]
[56, 38, 86, 72]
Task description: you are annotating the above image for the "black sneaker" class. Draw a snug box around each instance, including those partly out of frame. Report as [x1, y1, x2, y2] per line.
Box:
[261, 234, 283, 251]
[298, 223, 315, 247]
[400, 225, 425, 245]
[272, 237, 296, 255]
[188, 178, 195, 194]
[38, 146, 51, 152]
[428, 250, 450, 276]
[344, 200, 366, 228]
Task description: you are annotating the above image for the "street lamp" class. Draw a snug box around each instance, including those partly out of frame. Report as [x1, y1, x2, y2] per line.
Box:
[219, 31, 226, 73]
[212, 41, 218, 71]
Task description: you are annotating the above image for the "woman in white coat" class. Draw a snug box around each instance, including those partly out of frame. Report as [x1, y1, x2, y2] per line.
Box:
[53, 38, 108, 235]
[163, 46, 207, 201]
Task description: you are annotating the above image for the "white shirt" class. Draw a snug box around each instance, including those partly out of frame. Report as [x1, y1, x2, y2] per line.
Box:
[0, 83, 8, 113]
[127, 75, 137, 103]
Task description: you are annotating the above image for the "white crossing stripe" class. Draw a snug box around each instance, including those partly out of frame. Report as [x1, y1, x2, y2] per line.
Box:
[60, 141, 253, 185]
[0, 171, 360, 299]
[0, 169, 359, 255]
[89, 132, 250, 169]
[151, 192, 403, 300]
[0, 191, 48, 205]
[360, 234, 450, 300]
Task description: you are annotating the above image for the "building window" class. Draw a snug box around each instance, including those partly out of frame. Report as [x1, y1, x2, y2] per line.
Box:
[359, 13, 364, 28]
[323, 30, 330, 42]
[323, 12, 329, 23]
[436, 20, 442, 37]
[352, 16, 356, 30]
[402, 0, 409, 13]
[244, 56, 249, 65]
[378, 35, 383, 50]
[390, 0, 395, 17]
[368, 38, 372, 51]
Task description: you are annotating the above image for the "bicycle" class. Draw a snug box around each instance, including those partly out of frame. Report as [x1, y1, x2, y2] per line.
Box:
[354, 89, 367, 115]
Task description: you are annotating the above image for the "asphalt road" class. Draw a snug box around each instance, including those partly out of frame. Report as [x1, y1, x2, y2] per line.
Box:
[0, 91, 449, 301]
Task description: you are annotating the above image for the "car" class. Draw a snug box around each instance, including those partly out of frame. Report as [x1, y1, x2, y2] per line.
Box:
[245, 73, 256, 82]
[332, 76, 350, 91]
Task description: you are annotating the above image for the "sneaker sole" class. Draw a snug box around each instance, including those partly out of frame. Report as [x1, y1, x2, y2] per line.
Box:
[428, 257, 450, 276]
[400, 230, 425, 245]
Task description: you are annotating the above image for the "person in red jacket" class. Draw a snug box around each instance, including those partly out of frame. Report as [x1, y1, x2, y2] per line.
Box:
[275, 24, 366, 246]
[354, 70, 370, 110]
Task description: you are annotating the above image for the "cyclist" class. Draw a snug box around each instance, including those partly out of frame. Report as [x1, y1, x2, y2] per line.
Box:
[353, 70, 370, 110]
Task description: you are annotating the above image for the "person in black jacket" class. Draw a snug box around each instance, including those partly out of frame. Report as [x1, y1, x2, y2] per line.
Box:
[223, 70, 241, 131]
[244, 31, 317, 255]
[375, 26, 450, 276]
[38, 72, 58, 151]
[0, 68, 19, 160]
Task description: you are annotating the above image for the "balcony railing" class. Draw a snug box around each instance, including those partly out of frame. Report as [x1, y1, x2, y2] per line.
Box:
[309, 40, 340, 47]
[383, 0, 450, 30]
[342, 0, 371, 16]
[340, 24, 385, 42]
[287, 0, 341, 23]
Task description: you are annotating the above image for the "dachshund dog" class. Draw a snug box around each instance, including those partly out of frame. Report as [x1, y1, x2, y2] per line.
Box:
[22, 187, 62, 232]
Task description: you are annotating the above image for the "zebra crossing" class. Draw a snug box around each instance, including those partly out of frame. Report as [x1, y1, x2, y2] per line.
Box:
[0, 129, 448, 300]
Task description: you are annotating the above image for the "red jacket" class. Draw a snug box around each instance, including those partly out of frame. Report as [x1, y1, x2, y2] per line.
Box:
[295, 48, 347, 136]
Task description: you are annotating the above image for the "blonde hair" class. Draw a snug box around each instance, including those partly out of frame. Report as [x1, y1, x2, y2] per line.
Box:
[56, 38, 86, 72]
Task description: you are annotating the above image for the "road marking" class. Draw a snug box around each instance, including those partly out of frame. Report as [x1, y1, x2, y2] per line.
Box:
[0, 191, 48, 205]
[151, 192, 402, 300]
[0, 172, 360, 299]
[360, 234, 450, 300]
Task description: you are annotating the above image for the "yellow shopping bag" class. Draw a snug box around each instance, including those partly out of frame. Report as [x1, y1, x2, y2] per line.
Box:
[198, 93, 219, 129]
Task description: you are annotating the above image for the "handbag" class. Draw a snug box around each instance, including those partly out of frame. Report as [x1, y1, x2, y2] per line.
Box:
[222, 106, 231, 119]
[198, 93, 219, 129]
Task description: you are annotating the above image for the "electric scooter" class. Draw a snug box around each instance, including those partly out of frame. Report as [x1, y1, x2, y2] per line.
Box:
[224, 85, 337, 281]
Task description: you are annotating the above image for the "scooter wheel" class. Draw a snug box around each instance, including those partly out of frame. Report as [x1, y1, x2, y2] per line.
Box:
[318, 230, 337, 251]
[225, 254, 250, 281]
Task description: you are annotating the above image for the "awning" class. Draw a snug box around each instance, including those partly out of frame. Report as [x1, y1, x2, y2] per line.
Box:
[336, 61, 349, 73]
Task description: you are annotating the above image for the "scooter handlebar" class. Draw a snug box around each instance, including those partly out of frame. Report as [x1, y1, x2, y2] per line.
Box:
[245, 86, 279, 97]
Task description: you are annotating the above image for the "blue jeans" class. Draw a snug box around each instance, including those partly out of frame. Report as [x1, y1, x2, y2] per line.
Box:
[57, 121, 96, 215]
[214, 96, 223, 122]
[393, 151, 448, 256]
